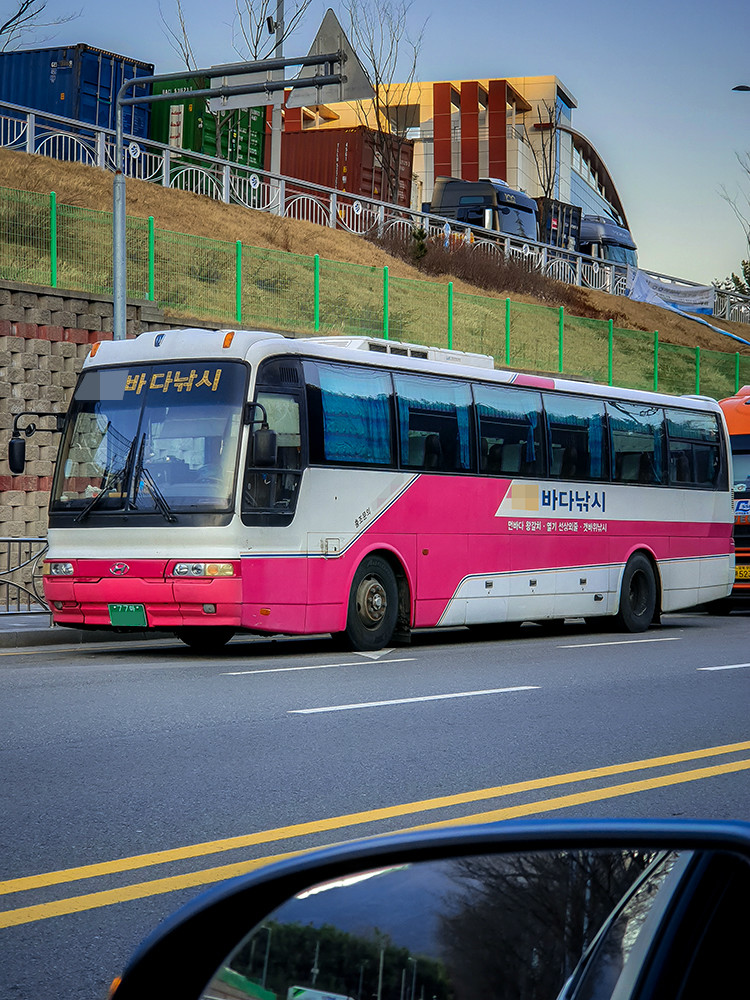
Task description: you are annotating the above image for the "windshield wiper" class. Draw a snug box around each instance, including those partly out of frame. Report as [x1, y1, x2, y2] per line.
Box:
[74, 436, 138, 523]
[131, 436, 177, 523]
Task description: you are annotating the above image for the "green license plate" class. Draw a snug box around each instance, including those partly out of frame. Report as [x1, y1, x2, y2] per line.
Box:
[108, 603, 148, 627]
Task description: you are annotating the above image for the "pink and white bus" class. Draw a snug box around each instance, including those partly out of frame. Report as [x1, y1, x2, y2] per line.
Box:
[41, 328, 734, 651]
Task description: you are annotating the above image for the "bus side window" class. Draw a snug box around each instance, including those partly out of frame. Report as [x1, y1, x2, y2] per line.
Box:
[393, 374, 473, 473]
[666, 408, 724, 489]
[544, 394, 608, 482]
[606, 401, 666, 486]
[474, 384, 544, 478]
[243, 391, 303, 515]
[303, 360, 394, 467]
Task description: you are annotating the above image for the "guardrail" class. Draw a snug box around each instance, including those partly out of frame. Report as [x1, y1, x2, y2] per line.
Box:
[3, 99, 749, 326]
[0, 538, 48, 614]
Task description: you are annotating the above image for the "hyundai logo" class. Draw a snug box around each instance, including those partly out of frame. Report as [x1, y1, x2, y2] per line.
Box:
[110, 563, 130, 575]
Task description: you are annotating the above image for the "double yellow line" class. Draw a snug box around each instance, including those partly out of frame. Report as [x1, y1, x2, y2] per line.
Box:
[2, 739, 749, 929]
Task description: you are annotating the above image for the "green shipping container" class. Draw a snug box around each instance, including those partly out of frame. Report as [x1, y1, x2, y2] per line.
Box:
[150, 77, 265, 168]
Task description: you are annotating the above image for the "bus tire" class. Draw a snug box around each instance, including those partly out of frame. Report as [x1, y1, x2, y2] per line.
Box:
[344, 555, 399, 651]
[615, 554, 656, 633]
[175, 627, 235, 652]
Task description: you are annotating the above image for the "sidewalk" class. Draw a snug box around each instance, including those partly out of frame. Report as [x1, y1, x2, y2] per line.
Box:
[0, 612, 170, 649]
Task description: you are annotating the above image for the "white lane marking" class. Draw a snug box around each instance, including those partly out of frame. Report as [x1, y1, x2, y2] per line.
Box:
[223, 658, 416, 676]
[289, 685, 540, 714]
[356, 649, 396, 660]
[558, 637, 682, 649]
[697, 663, 750, 672]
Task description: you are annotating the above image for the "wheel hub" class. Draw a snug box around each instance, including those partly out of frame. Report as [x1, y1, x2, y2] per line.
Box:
[356, 575, 387, 626]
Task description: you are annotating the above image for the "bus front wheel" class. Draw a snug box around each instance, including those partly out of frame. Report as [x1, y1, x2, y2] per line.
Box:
[176, 627, 235, 652]
[344, 555, 399, 651]
[615, 554, 656, 632]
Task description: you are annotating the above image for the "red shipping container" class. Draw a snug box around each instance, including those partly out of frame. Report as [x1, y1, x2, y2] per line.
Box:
[281, 126, 414, 208]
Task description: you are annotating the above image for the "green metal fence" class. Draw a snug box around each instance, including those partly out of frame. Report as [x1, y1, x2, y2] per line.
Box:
[3, 184, 750, 399]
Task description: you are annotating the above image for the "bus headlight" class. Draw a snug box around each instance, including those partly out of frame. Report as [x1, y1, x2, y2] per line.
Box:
[172, 563, 235, 577]
[45, 562, 74, 576]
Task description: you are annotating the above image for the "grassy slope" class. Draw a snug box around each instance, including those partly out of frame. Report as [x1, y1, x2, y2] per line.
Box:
[1, 147, 748, 357]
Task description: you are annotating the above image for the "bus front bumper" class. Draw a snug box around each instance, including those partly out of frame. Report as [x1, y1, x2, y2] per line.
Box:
[43, 558, 243, 630]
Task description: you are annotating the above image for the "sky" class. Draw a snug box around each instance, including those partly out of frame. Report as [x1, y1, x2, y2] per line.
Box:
[11, 0, 750, 286]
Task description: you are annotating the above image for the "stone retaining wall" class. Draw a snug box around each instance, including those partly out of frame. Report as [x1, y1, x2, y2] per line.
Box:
[0, 279, 216, 538]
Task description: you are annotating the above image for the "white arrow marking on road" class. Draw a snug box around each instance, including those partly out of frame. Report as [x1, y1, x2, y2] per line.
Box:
[289, 685, 539, 714]
[697, 663, 750, 672]
[558, 637, 681, 648]
[356, 648, 396, 660]
[223, 658, 415, 676]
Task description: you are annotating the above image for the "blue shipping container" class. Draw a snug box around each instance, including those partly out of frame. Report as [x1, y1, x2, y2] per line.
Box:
[0, 43, 154, 137]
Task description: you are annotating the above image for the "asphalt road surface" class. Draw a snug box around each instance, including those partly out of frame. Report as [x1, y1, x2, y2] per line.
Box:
[1, 610, 749, 999]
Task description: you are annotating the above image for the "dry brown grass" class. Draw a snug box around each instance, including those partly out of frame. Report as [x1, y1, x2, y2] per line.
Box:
[1, 146, 749, 356]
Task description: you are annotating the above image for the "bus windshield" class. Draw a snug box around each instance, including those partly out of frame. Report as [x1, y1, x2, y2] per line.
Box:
[732, 449, 750, 488]
[51, 361, 247, 515]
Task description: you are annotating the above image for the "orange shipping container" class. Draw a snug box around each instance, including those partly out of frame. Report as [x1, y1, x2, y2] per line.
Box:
[281, 126, 414, 208]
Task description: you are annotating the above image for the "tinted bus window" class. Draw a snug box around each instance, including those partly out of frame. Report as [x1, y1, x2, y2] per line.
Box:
[393, 374, 473, 472]
[474, 384, 544, 477]
[305, 362, 393, 466]
[606, 401, 666, 484]
[666, 408, 723, 487]
[544, 394, 608, 481]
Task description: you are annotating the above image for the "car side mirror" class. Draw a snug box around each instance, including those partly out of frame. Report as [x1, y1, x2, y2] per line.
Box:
[109, 821, 750, 1000]
[254, 428, 278, 467]
[8, 435, 25, 475]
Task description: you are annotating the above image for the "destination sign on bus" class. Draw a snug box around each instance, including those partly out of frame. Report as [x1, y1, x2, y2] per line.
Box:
[124, 367, 223, 394]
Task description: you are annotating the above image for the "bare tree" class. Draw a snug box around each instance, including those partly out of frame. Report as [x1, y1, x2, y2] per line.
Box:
[159, 0, 198, 71]
[720, 151, 750, 246]
[1, 0, 79, 51]
[232, 0, 313, 61]
[160, 0, 313, 163]
[439, 850, 658, 1000]
[718, 151, 750, 293]
[339, 0, 425, 205]
[518, 99, 562, 200]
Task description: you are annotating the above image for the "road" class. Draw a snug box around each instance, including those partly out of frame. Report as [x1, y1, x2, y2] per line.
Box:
[1, 611, 749, 999]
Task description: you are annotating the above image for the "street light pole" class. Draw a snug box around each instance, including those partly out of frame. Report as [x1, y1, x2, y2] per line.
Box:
[271, 0, 285, 176]
[408, 957, 417, 1000]
[261, 925, 272, 989]
[111, 52, 346, 340]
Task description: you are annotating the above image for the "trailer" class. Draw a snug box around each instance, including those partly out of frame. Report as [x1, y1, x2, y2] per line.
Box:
[282, 127, 414, 208]
[0, 43, 153, 137]
[150, 77, 265, 169]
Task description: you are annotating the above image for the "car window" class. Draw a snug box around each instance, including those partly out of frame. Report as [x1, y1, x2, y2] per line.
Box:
[566, 852, 684, 1000]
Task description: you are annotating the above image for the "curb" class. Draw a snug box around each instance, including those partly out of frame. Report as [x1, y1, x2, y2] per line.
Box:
[0, 617, 173, 649]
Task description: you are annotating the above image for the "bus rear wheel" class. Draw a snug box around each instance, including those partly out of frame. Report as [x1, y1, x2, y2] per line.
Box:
[176, 627, 235, 652]
[344, 555, 398, 651]
[615, 554, 656, 632]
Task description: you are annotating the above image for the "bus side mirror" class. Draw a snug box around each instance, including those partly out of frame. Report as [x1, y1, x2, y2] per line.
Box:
[254, 428, 278, 467]
[8, 436, 25, 475]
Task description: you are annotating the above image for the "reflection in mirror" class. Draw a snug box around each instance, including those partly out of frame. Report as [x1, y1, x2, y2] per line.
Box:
[199, 848, 685, 1000]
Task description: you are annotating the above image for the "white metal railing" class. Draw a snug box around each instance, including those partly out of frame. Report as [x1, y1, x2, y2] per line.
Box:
[2, 98, 749, 327]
